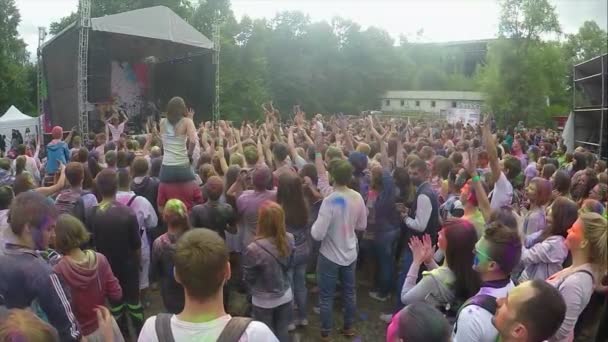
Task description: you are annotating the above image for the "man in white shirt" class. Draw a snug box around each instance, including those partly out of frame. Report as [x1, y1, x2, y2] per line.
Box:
[138, 229, 277, 341]
[492, 279, 566, 342]
[482, 115, 516, 209]
[452, 222, 522, 342]
[311, 159, 367, 340]
[116, 169, 158, 295]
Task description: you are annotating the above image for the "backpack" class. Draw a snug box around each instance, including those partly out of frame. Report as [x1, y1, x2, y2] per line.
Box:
[452, 294, 498, 333]
[154, 314, 252, 342]
[56, 190, 92, 223]
[125, 195, 144, 236]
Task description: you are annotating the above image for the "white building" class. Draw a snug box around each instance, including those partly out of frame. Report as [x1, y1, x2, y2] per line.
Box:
[380, 90, 484, 115]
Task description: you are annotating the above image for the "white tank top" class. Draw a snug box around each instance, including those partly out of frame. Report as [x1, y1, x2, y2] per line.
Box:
[161, 119, 189, 166]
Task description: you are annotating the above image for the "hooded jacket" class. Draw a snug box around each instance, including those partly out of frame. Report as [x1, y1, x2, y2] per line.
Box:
[243, 235, 294, 301]
[518, 235, 568, 283]
[46, 140, 70, 174]
[53, 250, 122, 336]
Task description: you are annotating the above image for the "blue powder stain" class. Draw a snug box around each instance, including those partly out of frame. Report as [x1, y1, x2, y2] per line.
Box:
[332, 197, 346, 209]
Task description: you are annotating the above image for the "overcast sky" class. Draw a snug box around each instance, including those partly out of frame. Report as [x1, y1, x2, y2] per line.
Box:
[16, 0, 608, 57]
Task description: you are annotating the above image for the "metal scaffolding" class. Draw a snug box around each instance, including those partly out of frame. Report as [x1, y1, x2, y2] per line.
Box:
[212, 21, 221, 124]
[37, 27, 47, 130]
[77, 0, 92, 137]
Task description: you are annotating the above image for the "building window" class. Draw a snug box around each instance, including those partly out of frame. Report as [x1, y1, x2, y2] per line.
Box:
[385, 99, 390, 106]
[400, 100, 405, 106]
[415, 100, 420, 107]
[431, 101, 436, 108]
[452, 101, 457, 108]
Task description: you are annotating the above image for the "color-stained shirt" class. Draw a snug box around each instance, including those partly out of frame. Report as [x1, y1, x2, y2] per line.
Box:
[236, 190, 276, 250]
[311, 187, 367, 266]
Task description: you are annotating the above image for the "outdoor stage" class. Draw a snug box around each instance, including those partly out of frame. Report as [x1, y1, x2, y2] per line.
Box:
[40, 6, 215, 134]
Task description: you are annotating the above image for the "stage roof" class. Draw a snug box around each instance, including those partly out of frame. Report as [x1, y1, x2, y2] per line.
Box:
[43, 6, 213, 50]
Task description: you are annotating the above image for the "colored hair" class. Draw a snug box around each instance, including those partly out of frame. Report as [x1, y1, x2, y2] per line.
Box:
[483, 222, 522, 275]
[328, 159, 354, 186]
[164, 199, 190, 231]
[0, 309, 59, 341]
[256, 201, 290, 258]
[8, 192, 58, 237]
[442, 219, 481, 300]
[54, 214, 91, 254]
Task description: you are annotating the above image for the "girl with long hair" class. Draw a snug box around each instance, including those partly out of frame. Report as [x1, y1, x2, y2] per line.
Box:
[400, 219, 481, 314]
[150, 199, 191, 314]
[518, 197, 577, 282]
[243, 201, 294, 342]
[276, 172, 309, 328]
[158, 97, 198, 183]
[522, 177, 552, 236]
[547, 212, 608, 341]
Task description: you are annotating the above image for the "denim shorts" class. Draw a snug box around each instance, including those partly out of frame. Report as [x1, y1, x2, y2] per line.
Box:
[159, 164, 195, 183]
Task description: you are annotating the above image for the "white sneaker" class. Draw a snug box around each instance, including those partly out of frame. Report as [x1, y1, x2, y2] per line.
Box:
[288, 323, 296, 332]
[313, 306, 320, 314]
[369, 291, 390, 302]
[295, 319, 309, 327]
[379, 313, 393, 323]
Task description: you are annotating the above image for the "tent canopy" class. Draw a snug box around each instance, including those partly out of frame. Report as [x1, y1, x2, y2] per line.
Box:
[43, 6, 214, 51]
[91, 6, 213, 49]
[0, 106, 38, 126]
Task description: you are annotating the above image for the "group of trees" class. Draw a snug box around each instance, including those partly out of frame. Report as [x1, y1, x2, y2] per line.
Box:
[1, 0, 606, 125]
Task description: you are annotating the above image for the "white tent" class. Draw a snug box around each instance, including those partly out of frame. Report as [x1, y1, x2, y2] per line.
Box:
[0, 106, 39, 149]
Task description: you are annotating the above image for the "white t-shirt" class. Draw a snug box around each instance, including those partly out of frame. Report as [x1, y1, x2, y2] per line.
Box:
[138, 314, 278, 342]
[490, 172, 513, 209]
[311, 187, 367, 266]
[452, 281, 515, 342]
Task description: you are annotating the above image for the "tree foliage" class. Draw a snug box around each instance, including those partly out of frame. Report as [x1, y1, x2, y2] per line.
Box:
[0, 0, 35, 114]
[3, 0, 607, 125]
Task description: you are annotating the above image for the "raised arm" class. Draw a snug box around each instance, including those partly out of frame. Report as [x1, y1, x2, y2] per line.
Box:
[467, 148, 492, 223]
[482, 114, 500, 184]
[369, 116, 389, 169]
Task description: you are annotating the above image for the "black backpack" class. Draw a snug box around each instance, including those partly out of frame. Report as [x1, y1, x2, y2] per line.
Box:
[452, 294, 498, 333]
[155, 314, 252, 342]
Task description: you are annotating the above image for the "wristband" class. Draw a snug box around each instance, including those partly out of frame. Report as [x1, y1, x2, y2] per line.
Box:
[472, 175, 481, 182]
[315, 152, 322, 158]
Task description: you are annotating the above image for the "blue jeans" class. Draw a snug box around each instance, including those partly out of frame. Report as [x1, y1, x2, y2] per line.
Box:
[159, 164, 195, 183]
[288, 263, 308, 322]
[317, 254, 356, 336]
[372, 230, 399, 297]
[394, 244, 413, 312]
[252, 301, 292, 342]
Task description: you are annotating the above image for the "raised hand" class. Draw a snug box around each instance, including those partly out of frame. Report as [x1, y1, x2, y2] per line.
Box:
[421, 234, 435, 264]
[467, 147, 478, 176]
[409, 236, 426, 265]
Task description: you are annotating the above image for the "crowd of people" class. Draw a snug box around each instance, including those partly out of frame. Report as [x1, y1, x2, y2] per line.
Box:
[0, 95, 607, 342]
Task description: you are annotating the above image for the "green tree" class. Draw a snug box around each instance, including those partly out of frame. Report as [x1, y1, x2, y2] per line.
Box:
[563, 20, 608, 64]
[479, 0, 563, 127]
[0, 0, 34, 114]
